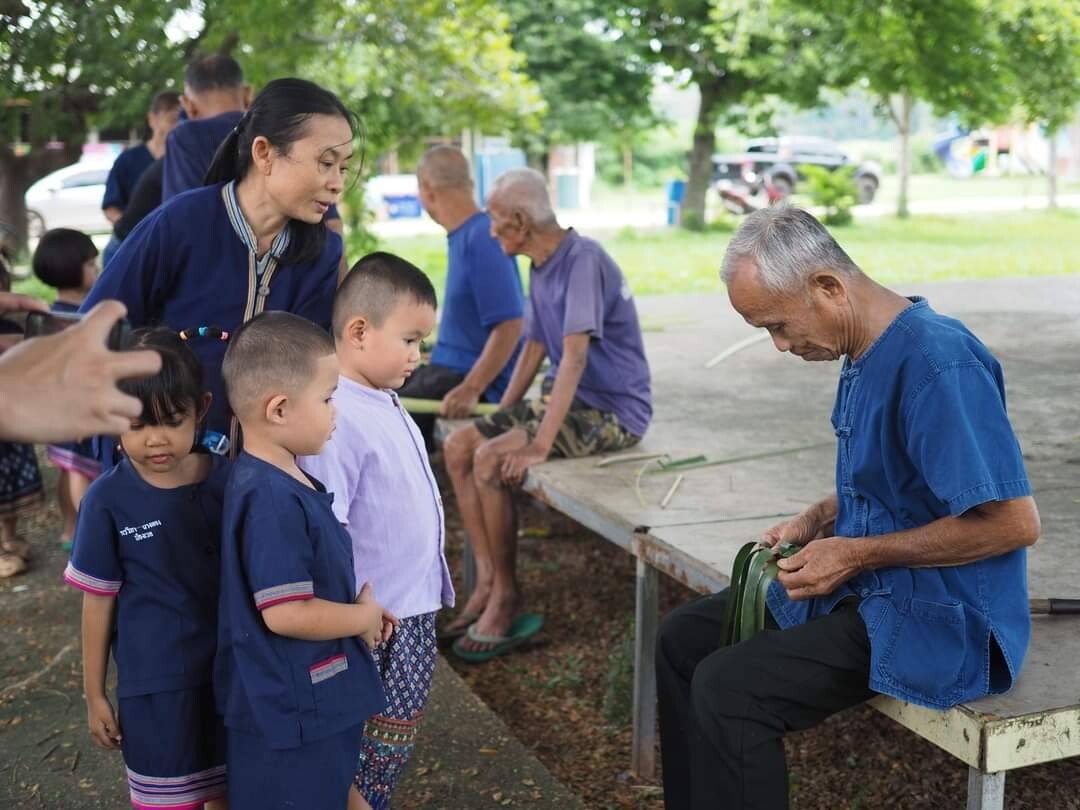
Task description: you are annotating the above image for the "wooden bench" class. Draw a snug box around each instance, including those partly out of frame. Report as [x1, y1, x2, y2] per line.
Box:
[435, 279, 1080, 809]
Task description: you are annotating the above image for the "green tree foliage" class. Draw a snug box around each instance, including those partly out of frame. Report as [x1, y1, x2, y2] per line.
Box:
[0, 1, 541, 250]
[0, 0, 193, 248]
[770, 0, 1016, 218]
[608, 2, 836, 229]
[202, 0, 542, 160]
[998, 0, 1080, 207]
[502, 0, 656, 177]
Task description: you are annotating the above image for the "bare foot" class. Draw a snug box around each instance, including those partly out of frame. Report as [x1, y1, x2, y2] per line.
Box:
[458, 593, 523, 653]
[0, 535, 31, 562]
[0, 552, 28, 578]
[443, 586, 492, 635]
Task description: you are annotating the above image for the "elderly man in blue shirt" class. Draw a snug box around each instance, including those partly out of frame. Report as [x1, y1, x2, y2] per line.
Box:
[656, 207, 1040, 810]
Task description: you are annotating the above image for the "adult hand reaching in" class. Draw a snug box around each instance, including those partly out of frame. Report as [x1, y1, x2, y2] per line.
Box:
[0, 301, 161, 442]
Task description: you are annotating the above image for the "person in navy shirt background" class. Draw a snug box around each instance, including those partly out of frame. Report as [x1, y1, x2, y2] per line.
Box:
[100, 92, 180, 267]
[31, 229, 102, 550]
[655, 207, 1041, 810]
[402, 145, 524, 448]
[216, 312, 392, 810]
[83, 77, 354, 453]
[64, 328, 229, 810]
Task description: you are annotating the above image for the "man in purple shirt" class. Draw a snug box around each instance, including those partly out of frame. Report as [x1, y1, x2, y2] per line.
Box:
[444, 168, 651, 662]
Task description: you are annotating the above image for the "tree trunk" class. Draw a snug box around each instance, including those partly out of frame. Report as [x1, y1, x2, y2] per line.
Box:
[622, 139, 633, 193]
[0, 142, 81, 255]
[896, 91, 913, 219]
[1047, 128, 1058, 210]
[0, 152, 32, 253]
[681, 78, 722, 231]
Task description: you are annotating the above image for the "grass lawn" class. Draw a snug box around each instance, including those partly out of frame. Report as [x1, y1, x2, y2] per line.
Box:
[13, 207, 1078, 304]
[375, 208, 1080, 299]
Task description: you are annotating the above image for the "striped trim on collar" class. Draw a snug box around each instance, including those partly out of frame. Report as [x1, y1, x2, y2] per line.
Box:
[222, 180, 291, 271]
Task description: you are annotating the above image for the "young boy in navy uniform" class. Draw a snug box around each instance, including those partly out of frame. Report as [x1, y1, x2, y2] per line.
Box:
[216, 312, 393, 810]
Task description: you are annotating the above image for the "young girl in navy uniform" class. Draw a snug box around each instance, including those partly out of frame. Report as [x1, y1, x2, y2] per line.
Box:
[32, 228, 101, 550]
[216, 312, 392, 810]
[81, 77, 353, 453]
[64, 327, 230, 809]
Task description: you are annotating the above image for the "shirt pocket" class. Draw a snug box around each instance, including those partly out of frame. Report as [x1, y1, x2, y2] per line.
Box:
[307, 651, 358, 716]
[877, 597, 967, 705]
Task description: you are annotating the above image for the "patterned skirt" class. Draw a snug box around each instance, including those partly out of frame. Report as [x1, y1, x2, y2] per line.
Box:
[0, 442, 43, 518]
[354, 611, 438, 809]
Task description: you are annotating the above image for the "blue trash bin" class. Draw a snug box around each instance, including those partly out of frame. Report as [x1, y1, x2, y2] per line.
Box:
[665, 180, 686, 226]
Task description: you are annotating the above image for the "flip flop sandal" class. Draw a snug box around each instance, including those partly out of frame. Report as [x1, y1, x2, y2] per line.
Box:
[451, 613, 545, 663]
[0, 536, 32, 562]
[0, 552, 28, 578]
[437, 612, 481, 643]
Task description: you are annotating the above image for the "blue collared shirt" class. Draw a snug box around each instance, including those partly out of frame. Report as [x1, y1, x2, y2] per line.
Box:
[767, 298, 1032, 709]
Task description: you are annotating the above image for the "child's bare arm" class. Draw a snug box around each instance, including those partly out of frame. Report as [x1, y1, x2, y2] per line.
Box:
[81, 594, 122, 750]
[262, 582, 384, 647]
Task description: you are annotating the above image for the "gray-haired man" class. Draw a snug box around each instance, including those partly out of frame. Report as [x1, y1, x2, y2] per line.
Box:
[657, 207, 1038, 809]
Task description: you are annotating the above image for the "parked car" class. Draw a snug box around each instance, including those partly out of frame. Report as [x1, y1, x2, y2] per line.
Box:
[25, 160, 114, 238]
[712, 137, 882, 205]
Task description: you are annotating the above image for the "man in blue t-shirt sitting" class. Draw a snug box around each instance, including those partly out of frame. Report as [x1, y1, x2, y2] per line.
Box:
[656, 207, 1041, 810]
[99, 91, 180, 266]
[400, 145, 525, 448]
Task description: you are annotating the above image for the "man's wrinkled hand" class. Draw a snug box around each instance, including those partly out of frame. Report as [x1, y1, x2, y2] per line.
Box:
[761, 511, 821, 550]
[440, 382, 481, 419]
[775, 537, 863, 600]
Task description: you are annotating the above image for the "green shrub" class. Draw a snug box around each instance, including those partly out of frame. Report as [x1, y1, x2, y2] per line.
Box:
[802, 165, 857, 226]
[602, 615, 635, 726]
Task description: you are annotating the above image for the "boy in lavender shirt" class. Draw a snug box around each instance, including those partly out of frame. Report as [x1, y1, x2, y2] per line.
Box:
[443, 168, 651, 663]
[299, 252, 454, 810]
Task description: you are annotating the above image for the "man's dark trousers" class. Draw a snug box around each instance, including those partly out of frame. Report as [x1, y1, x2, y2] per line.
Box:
[656, 589, 875, 809]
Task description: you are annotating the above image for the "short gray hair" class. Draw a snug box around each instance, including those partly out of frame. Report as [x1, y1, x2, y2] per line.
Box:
[720, 207, 863, 294]
[417, 145, 472, 190]
[488, 168, 556, 227]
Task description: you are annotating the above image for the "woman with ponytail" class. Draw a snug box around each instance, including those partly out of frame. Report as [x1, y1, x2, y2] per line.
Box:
[82, 78, 355, 448]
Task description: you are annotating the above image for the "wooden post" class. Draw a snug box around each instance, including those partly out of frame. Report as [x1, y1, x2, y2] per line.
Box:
[632, 558, 659, 779]
[966, 768, 1005, 810]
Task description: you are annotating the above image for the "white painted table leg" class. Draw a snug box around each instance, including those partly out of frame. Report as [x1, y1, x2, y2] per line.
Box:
[966, 767, 1006, 810]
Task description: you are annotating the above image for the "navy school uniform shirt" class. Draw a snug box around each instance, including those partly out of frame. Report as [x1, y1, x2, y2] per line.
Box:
[430, 211, 524, 402]
[102, 144, 154, 211]
[766, 298, 1033, 710]
[162, 112, 244, 202]
[215, 452, 386, 750]
[81, 182, 341, 437]
[63, 454, 230, 697]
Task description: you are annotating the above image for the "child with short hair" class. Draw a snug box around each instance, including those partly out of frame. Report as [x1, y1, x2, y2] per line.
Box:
[299, 252, 455, 810]
[33, 228, 102, 550]
[215, 311, 392, 810]
[64, 327, 229, 809]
